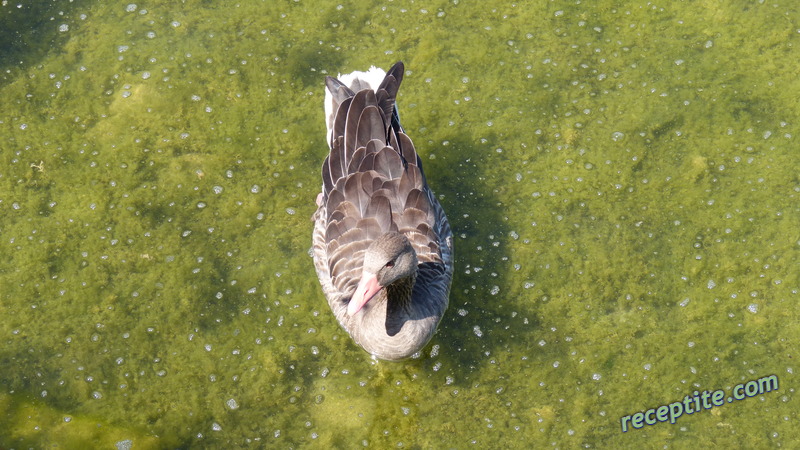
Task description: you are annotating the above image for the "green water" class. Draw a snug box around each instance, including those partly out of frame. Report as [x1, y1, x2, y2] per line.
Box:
[1, 0, 797, 447]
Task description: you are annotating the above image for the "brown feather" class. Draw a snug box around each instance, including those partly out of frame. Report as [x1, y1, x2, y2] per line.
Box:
[356, 105, 386, 150]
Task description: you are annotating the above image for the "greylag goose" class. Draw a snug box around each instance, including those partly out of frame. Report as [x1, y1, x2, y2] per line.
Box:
[312, 62, 453, 360]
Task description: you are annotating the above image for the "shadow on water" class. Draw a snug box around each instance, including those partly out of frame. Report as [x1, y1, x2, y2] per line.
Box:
[422, 135, 531, 378]
[0, 0, 91, 83]
[284, 46, 346, 88]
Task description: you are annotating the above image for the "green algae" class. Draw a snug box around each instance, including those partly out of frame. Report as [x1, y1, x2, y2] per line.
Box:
[0, 392, 163, 449]
[1, 0, 798, 447]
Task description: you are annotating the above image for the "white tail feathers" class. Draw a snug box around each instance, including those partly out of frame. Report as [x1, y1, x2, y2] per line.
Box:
[324, 66, 387, 146]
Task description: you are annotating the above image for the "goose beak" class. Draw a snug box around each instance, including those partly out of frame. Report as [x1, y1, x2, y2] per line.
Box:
[348, 272, 382, 316]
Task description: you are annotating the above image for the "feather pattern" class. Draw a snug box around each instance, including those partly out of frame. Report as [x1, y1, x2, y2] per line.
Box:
[312, 62, 453, 360]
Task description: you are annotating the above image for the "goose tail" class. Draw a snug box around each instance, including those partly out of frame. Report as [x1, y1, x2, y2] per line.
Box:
[324, 65, 393, 147]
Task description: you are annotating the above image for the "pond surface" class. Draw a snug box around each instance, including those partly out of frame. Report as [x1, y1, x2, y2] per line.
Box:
[1, 0, 798, 447]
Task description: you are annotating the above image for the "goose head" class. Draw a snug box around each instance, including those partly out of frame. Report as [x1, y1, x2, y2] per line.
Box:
[347, 232, 418, 316]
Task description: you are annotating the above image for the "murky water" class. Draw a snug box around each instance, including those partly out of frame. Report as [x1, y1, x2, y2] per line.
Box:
[1, 0, 797, 447]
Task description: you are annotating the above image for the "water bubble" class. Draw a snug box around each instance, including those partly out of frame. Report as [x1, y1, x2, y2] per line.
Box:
[125, 4, 138, 12]
[250, 185, 261, 194]
[212, 185, 224, 194]
[226, 398, 239, 410]
[611, 131, 625, 142]
[58, 24, 69, 32]
[747, 304, 758, 314]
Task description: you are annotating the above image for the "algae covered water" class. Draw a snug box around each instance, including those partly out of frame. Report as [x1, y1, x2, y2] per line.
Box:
[1, 1, 797, 447]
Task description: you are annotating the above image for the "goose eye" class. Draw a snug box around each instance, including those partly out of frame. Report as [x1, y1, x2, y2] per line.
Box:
[385, 260, 395, 268]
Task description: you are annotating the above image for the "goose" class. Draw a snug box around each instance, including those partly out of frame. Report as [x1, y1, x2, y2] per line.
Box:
[311, 62, 453, 360]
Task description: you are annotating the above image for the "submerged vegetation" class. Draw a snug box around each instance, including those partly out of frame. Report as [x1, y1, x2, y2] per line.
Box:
[1, 0, 797, 447]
